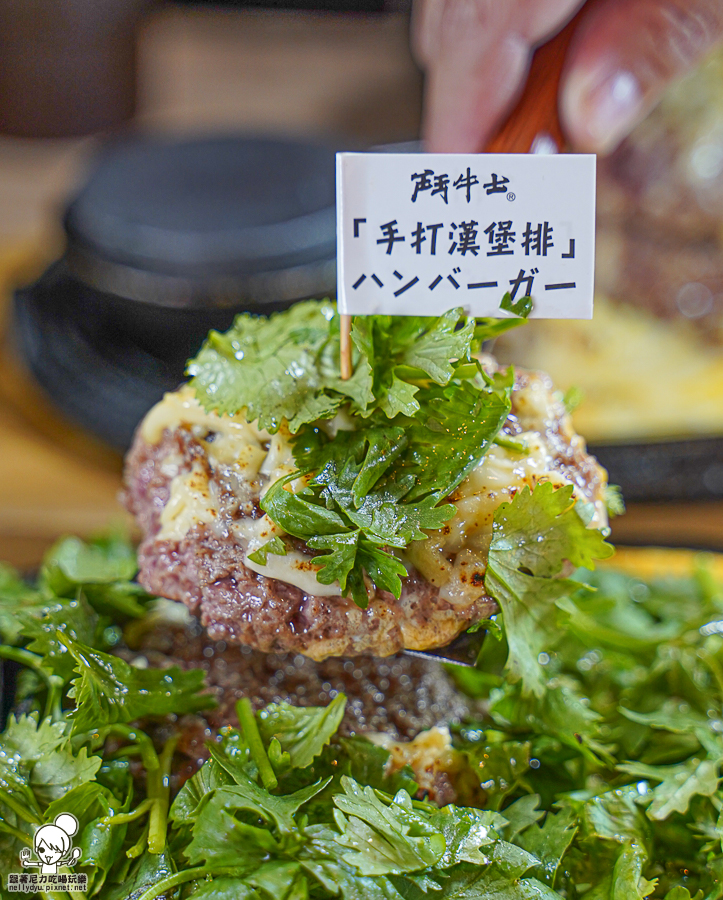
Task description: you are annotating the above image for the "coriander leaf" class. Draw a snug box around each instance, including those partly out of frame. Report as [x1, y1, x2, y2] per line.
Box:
[45, 780, 111, 827]
[490, 840, 545, 881]
[1, 714, 67, 763]
[404, 860, 558, 900]
[247, 537, 288, 566]
[309, 532, 409, 607]
[350, 428, 408, 504]
[464, 738, 532, 806]
[30, 745, 102, 806]
[78, 811, 130, 895]
[308, 531, 364, 601]
[278, 366, 509, 604]
[19, 595, 101, 680]
[182, 777, 329, 869]
[247, 861, 308, 899]
[261, 475, 350, 537]
[501, 796, 543, 841]
[489, 483, 613, 576]
[0, 564, 44, 644]
[332, 777, 445, 876]
[336, 737, 418, 798]
[378, 374, 420, 418]
[555, 591, 679, 656]
[618, 757, 722, 820]
[108, 849, 176, 900]
[397, 309, 475, 385]
[500, 291, 533, 318]
[257, 695, 347, 769]
[61, 633, 213, 734]
[355, 541, 409, 598]
[188, 301, 341, 432]
[301, 854, 404, 900]
[184, 802, 279, 869]
[324, 356, 375, 413]
[429, 807, 504, 866]
[489, 680, 611, 767]
[210, 777, 331, 835]
[261, 458, 413, 606]
[188, 877, 261, 900]
[350, 309, 477, 421]
[566, 787, 652, 900]
[81, 581, 154, 620]
[619, 705, 723, 758]
[170, 759, 234, 825]
[517, 804, 577, 886]
[485, 483, 613, 696]
[40, 532, 137, 595]
[404, 370, 511, 502]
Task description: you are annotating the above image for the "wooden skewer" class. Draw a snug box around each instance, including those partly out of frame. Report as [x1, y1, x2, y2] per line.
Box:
[340, 313, 352, 380]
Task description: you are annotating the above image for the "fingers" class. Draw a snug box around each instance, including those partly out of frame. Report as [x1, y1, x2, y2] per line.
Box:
[561, 0, 723, 153]
[412, 0, 583, 152]
[420, 23, 530, 153]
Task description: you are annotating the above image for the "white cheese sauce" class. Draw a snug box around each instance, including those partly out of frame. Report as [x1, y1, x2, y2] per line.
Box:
[144, 381, 606, 600]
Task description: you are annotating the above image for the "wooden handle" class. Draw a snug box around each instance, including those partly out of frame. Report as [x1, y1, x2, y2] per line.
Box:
[485, 4, 588, 154]
[340, 4, 589, 378]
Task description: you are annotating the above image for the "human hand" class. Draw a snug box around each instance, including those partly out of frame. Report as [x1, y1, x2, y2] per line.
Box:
[412, 0, 723, 154]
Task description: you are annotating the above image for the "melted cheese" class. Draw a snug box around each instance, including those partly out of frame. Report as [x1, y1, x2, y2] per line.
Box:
[244, 548, 341, 596]
[406, 416, 606, 606]
[158, 462, 217, 542]
[147, 388, 335, 592]
[231, 512, 342, 597]
[142, 385, 268, 447]
[144, 382, 605, 600]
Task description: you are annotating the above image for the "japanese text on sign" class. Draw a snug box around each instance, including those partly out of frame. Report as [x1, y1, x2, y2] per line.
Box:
[336, 153, 596, 318]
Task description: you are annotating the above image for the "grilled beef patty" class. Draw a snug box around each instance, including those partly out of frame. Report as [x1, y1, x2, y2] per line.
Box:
[123, 361, 607, 659]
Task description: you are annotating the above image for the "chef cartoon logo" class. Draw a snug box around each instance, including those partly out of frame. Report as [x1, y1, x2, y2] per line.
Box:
[6, 813, 87, 892]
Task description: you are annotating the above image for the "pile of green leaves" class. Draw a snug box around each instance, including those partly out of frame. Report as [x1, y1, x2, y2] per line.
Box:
[187, 301, 528, 607]
[453, 516, 723, 898]
[2, 514, 723, 896]
[0, 533, 214, 896]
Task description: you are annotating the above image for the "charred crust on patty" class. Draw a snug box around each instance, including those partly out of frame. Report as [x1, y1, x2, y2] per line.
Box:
[123, 360, 607, 660]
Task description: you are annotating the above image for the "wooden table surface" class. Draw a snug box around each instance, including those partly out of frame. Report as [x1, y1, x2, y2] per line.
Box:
[0, 6, 721, 568]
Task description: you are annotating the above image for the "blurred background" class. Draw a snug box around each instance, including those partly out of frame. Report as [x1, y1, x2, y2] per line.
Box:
[0, 0, 722, 566]
[0, 0, 422, 566]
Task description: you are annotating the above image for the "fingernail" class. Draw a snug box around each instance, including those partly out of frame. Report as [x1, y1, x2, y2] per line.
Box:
[563, 65, 644, 154]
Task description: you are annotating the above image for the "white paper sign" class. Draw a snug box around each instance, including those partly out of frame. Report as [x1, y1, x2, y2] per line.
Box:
[336, 152, 596, 318]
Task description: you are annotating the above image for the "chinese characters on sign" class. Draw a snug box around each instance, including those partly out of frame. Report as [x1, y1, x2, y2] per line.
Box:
[336, 153, 596, 318]
[7, 873, 89, 893]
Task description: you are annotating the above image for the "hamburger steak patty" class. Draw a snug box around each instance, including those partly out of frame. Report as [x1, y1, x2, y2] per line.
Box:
[123, 607, 472, 741]
[120, 605, 476, 804]
[123, 361, 608, 659]
[124, 430, 496, 658]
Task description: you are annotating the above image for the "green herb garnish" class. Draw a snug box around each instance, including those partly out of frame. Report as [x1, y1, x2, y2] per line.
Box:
[2, 528, 723, 894]
[188, 302, 527, 607]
